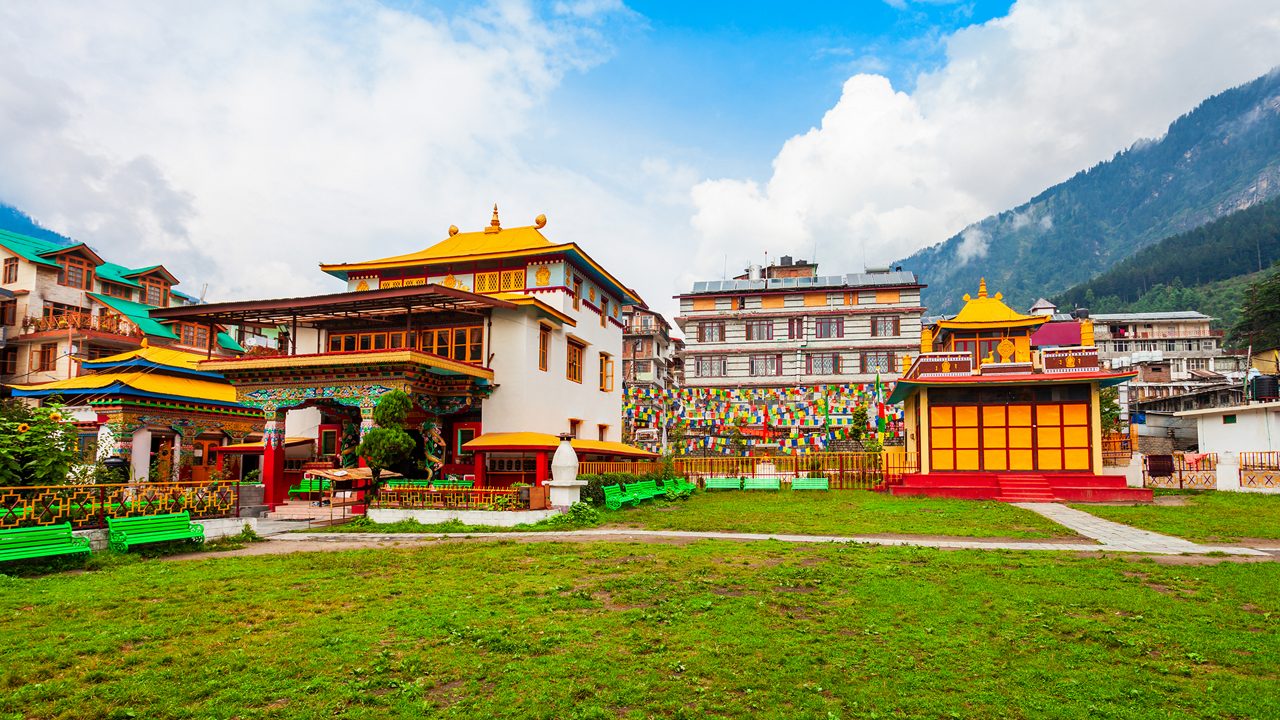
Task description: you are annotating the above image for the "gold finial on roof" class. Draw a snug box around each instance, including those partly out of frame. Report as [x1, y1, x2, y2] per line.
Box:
[140, 338, 149, 348]
[485, 204, 501, 234]
[448, 225, 459, 236]
[534, 213, 547, 229]
[978, 277, 988, 299]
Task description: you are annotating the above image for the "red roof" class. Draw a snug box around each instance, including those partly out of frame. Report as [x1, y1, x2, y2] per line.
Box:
[1030, 321, 1081, 347]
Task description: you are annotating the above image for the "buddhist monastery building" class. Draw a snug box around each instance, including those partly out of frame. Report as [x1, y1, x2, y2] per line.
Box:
[151, 208, 655, 508]
[888, 279, 1151, 502]
[9, 343, 264, 482]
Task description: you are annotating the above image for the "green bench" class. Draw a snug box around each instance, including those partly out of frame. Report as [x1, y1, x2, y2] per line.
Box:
[385, 478, 476, 489]
[743, 477, 782, 491]
[791, 477, 830, 491]
[107, 512, 205, 552]
[626, 479, 664, 501]
[704, 477, 743, 491]
[602, 484, 641, 510]
[0, 523, 91, 564]
[288, 478, 331, 496]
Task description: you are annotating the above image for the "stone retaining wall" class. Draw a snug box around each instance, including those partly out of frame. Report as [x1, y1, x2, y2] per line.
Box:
[368, 508, 559, 528]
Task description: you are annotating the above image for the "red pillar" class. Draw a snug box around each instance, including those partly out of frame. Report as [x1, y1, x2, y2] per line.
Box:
[535, 450, 548, 486]
[473, 451, 485, 488]
[262, 415, 287, 509]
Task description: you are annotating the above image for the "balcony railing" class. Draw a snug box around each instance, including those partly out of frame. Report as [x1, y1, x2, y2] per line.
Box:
[22, 312, 142, 338]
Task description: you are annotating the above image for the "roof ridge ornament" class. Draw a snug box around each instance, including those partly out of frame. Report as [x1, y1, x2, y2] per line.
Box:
[978, 277, 988, 299]
[485, 204, 501, 234]
[534, 213, 547, 229]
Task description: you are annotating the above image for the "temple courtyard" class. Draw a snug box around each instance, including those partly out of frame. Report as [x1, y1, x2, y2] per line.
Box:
[2, 491, 1279, 719]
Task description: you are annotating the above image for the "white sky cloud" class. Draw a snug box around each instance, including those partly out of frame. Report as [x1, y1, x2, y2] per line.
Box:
[1, 1, 1280, 324]
[690, 0, 1280, 282]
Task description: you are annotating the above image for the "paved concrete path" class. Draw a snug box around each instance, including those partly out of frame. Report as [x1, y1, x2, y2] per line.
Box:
[266, 503, 1270, 557]
[1012, 503, 1268, 555]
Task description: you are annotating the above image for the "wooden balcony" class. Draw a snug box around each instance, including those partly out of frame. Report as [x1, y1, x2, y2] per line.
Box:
[21, 312, 143, 339]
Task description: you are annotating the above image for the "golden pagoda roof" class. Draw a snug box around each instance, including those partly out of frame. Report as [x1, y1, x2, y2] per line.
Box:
[319, 206, 644, 306]
[937, 278, 1048, 330]
[83, 343, 209, 372]
[8, 371, 237, 405]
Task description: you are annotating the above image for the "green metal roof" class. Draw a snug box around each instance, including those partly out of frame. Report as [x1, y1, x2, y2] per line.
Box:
[216, 331, 245, 353]
[95, 262, 144, 288]
[0, 228, 66, 267]
[89, 293, 179, 339]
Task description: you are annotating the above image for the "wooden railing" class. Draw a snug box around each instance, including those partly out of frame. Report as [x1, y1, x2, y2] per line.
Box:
[1239, 451, 1280, 470]
[0, 482, 239, 530]
[371, 486, 527, 511]
[1239, 451, 1280, 490]
[582, 452, 921, 491]
[22, 312, 142, 338]
[1101, 426, 1136, 467]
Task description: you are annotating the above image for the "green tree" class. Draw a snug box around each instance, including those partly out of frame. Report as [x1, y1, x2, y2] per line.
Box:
[1231, 265, 1280, 350]
[358, 390, 417, 487]
[1099, 387, 1122, 432]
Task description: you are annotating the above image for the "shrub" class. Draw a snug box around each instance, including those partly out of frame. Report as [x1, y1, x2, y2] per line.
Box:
[0, 403, 79, 486]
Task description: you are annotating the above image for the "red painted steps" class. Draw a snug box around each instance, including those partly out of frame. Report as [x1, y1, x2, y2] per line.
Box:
[994, 474, 1055, 502]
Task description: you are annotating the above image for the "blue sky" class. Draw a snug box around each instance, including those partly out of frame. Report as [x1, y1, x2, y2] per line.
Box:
[2, 1, 1279, 319]
[545, 1, 1016, 179]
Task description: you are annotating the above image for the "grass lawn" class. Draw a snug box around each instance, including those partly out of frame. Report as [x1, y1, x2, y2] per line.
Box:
[1074, 491, 1280, 543]
[604, 490, 1077, 539]
[1, 542, 1277, 719]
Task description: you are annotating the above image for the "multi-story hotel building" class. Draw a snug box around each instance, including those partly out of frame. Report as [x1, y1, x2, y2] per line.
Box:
[0, 228, 243, 389]
[675, 259, 925, 389]
[621, 306, 679, 391]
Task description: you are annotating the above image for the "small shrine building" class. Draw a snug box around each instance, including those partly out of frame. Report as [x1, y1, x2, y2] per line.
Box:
[888, 280, 1151, 502]
[152, 208, 655, 507]
[9, 343, 264, 482]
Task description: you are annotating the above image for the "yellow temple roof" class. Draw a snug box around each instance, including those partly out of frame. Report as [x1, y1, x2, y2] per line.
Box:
[937, 278, 1048, 330]
[83, 343, 209, 372]
[8, 371, 237, 405]
[319, 206, 645, 306]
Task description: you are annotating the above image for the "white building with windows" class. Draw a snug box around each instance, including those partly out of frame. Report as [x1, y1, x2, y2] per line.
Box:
[675, 260, 924, 389]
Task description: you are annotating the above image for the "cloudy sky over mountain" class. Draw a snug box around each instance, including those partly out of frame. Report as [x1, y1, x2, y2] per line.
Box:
[2, 0, 1280, 318]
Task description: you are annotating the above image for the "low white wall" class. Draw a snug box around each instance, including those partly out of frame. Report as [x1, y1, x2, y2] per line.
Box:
[73, 517, 263, 551]
[368, 507, 560, 528]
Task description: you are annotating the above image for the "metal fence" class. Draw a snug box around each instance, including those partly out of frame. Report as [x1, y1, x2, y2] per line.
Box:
[371, 486, 528, 511]
[1142, 453, 1218, 489]
[582, 452, 920, 490]
[0, 481, 240, 530]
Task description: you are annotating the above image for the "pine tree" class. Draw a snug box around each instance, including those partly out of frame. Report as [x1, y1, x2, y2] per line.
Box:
[1231, 264, 1280, 350]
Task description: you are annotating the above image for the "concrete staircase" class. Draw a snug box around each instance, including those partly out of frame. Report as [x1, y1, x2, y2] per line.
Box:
[265, 498, 358, 527]
[995, 475, 1056, 503]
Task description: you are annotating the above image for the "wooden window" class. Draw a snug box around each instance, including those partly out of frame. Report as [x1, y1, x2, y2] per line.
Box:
[863, 351, 893, 373]
[598, 352, 614, 392]
[572, 276, 583, 310]
[100, 282, 133, 299]
[33, 342, 59, 372]
[0, 302, 14, 326]
[691, 297, 715, 311]
[875, 289, 901, 304]
[57, 257, 93, 290]
[788, 317, 804, 340]
[749, 354, 781, 376]
[843, 292, 858, 306]
[2, 258, 16, 284]
[761, 295, 784, 309]
[804, 292, 827, 307]
[745, 319, 773, 341]
[455, 427, 477, 462]
[597, 424, 609, 441]
[319, 429, 339, 456]
[568, 419, 582, 439]
[870, 316, 900, 337]
[730, 297, 745, 310]
[567, 340, 584, 383]
[43, 302, 83, 319]
[697, 321, 724, 342]
[0, 347, 17, 374]
[806, 353, 839, 375]
[474, 271, 501, 294]
[142, 278, 169, 307]
[814, 317, 843, 339]
[538, 325, 550, 371]
[179, 323, 210, 349]
[500, 269, 524, 291]
[696, 356, 726, 377]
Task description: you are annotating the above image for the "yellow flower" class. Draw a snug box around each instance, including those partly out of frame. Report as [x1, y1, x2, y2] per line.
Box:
[16, 423, 30, 433]
[48, 412, 63, 423]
